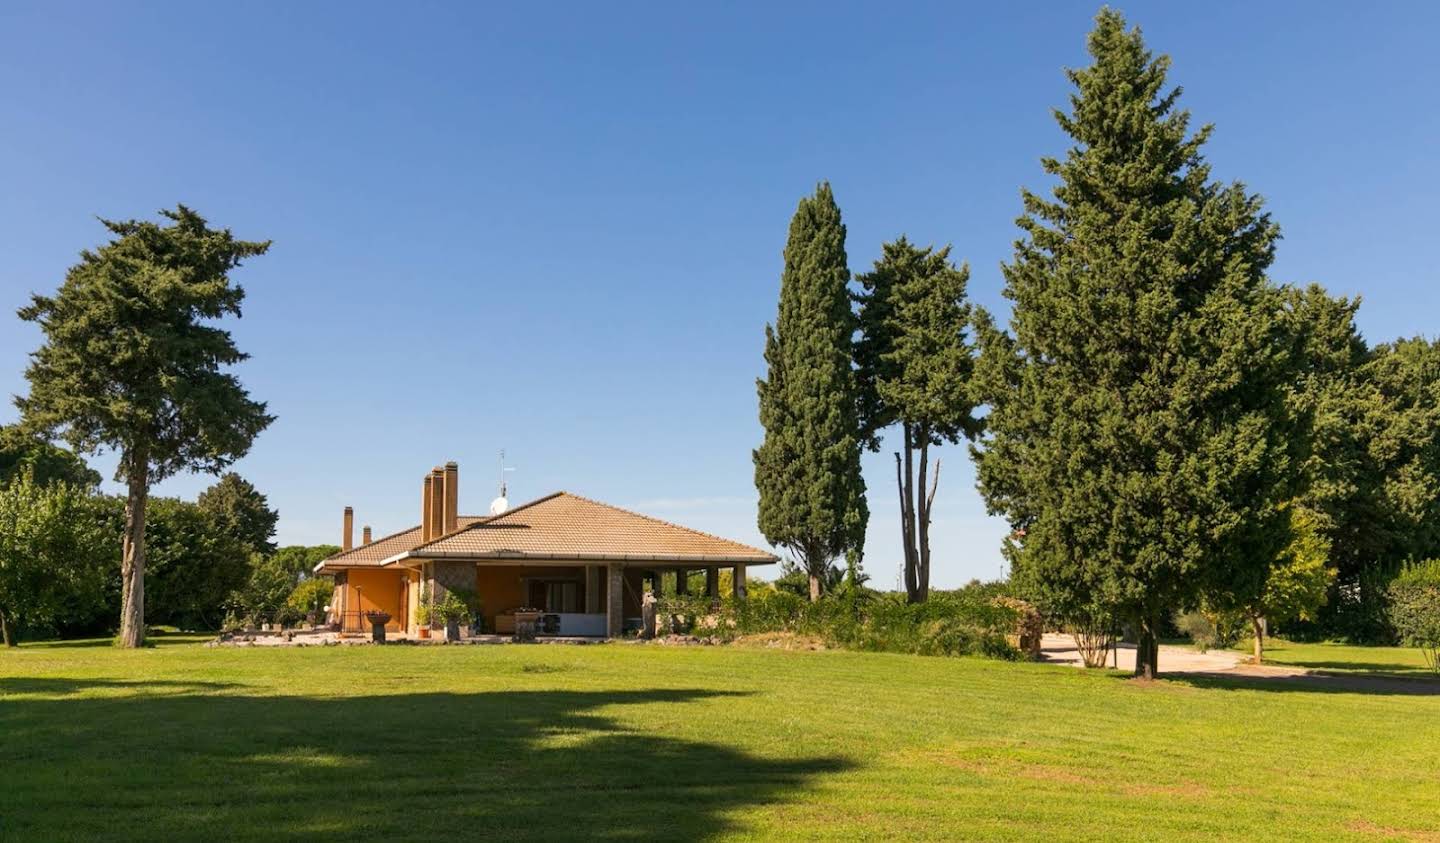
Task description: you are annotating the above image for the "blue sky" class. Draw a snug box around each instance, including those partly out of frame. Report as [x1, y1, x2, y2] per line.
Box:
[2, 2, 1436, 587]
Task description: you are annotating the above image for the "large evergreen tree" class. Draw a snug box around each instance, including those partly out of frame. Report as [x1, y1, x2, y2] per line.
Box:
[855, 238, 981, 603]
[754, 183, 868, 602]
[16, 206, 273, 647]
[972, 11, 1297, 677]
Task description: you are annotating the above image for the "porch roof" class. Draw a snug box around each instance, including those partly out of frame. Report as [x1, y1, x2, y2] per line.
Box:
[380, 491, 779, 566]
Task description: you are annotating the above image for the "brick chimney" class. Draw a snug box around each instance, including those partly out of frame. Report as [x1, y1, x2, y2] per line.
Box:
[443, 461, 459, 536]
[422, 473, 434, 542]
[362, 525, 372, 546]
[342, 506, 354, 552]
[429, 466, 444, 540]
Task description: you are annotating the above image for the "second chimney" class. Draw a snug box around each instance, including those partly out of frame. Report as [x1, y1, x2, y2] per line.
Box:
[362, 525, 372, 546]
[342, 506, 354, 552]
[429, 466, 445, 540]
[443, 461, 459, 536]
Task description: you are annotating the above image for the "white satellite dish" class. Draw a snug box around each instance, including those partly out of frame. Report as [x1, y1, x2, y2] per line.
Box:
[489, 449, 514, 514]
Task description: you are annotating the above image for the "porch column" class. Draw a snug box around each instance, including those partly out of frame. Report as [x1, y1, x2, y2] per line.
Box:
[606, 563, 624, 638]
[676, 568, 690, 596]
[732, 565, 747, 600]
[585, 565, 601, 614]
[705, 567, 719, 599]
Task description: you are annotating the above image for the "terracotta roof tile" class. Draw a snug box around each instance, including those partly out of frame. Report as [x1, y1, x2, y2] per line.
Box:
[314, 516, 485, 572]
[386, 492, 777, 564]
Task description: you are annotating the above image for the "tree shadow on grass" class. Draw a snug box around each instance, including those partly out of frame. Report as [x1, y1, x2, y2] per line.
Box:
[0, 676, 241, 695]
[1153, 670, 1440, 696]
[1272, 659, 1434, 675]
[0, 682, 850, 841]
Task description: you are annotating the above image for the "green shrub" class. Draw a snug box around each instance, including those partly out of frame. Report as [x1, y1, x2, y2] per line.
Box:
[433, 592, 470, 623]
[1173, 610, 1218, 652]
[1387, 559, 1440, 672]
[682, 581, 1018, 660]
[286, 577, 332, 620]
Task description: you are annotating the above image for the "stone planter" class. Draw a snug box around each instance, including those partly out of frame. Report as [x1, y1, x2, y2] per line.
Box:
[364, 610, 392, 643]
[445, 618, 461, 642]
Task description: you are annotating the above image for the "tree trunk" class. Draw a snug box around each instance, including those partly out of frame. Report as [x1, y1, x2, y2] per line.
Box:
[1134, 611, 1159, 679]
[917, 436, 939, 604]
[808, 574, 821, 603]
[0, 608, 13, 647]
[1252, 615, 1264, 664]
[898, 426, 920, 603]
[118, 455, 149, 648]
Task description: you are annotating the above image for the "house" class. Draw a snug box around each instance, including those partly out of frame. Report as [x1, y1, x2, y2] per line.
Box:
[314, 462, 778, 638]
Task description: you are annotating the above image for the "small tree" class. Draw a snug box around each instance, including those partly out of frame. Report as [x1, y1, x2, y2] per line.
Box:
[1387, 559, 1440, 672]
[0, 474, 112, 645]
[855, 238, 982, 603]
[1246, 507, 1335, 663]
[754, 183, 868, 602]
[287, 577, 334, 622]
[234, 553, 294, 626]
[16, 206, 273, 647]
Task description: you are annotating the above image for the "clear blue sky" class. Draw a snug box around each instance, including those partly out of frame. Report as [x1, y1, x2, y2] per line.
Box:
[2, 2, 1437, 587]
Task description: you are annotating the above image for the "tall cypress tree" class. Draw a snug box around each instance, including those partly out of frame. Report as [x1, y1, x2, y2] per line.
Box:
[754, 183, 868, 602]
[973, 10, 1297, 677]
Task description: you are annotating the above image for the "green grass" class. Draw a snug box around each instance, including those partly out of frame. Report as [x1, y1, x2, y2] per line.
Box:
[1245, 638, 1439, 676]
[3, 637, 1439, 841]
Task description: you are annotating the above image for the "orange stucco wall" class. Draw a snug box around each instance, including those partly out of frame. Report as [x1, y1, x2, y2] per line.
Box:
[475, 565, 591, 627]
[343, 569, 408, 631]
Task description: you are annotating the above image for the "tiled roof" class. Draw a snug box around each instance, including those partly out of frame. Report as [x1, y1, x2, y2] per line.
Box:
[383, 492, 778, 565]
[314, 516, 486, 572]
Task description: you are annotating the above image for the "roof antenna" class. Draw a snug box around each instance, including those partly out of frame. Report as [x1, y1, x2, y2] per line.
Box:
[490, 449, 515, 515]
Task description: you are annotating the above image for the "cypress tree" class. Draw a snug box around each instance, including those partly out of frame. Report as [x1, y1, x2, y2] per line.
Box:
[973, 10, 1297, 677]
[754, 183, 868, 602]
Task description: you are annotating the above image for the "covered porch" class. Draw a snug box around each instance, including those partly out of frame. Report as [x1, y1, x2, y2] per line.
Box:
[388, 559, 753, 638]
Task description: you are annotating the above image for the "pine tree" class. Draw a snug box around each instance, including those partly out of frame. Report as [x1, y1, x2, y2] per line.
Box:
[972, 10, 1297, 677]
[16, 206, 273, 647]
[855, 238, 981, 602]
[754, 183, 868, 602]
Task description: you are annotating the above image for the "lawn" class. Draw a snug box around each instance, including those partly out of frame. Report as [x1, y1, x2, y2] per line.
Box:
[1247, 638, 1438, 677]
[3, 637, 1438, 841]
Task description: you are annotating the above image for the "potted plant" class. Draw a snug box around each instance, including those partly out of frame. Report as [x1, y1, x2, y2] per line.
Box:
[435, 592, 469, 642]
[448, 587, 485, 636]
[415, 602, 433, 639]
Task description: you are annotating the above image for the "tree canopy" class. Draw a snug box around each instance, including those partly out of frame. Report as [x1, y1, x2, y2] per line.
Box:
[198, 473, 279, 556]
[0, 474, 113, 645]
